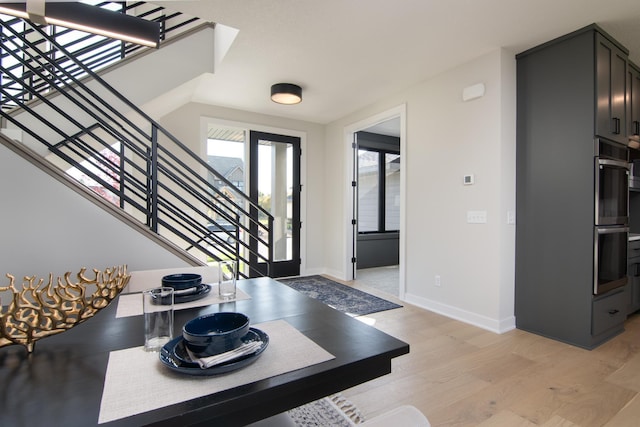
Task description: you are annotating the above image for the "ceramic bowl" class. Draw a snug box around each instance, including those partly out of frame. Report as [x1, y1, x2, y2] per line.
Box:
[182, 312, 250, 357]
[161, 273, 202, 290]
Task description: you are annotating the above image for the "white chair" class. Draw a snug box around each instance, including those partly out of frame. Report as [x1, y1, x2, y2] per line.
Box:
[359, 405, 430, 426]
[126, 266, 219, 292]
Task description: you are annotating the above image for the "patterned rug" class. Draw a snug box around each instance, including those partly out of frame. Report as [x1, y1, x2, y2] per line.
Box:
[279, 275, 402, 316]
[288, 394, 365, 426]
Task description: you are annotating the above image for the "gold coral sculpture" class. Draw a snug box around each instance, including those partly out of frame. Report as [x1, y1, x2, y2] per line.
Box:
[0, 265, 130, 353]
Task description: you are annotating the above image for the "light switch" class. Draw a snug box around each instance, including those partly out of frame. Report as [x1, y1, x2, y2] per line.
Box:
[467, 210, 487, 224]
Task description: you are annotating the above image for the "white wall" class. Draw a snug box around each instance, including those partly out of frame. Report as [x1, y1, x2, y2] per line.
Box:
[0, 143, 190, 281]
[324, 49, 516, 332]
[157, 102, 326, 275]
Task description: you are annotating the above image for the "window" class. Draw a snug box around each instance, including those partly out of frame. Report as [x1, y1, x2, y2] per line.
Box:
[66, 142, 121, 206]
[358, 147, 400, 233]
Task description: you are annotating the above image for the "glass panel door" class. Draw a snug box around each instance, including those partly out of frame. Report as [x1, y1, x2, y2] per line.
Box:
[249, 131, 300, 277]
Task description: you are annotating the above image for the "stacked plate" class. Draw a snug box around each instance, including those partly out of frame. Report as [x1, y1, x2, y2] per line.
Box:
[161, 273, 211, 304]
[159, 312, 269, 376]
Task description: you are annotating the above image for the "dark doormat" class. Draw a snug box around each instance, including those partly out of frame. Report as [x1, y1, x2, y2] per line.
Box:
[278, 275, 402, 316]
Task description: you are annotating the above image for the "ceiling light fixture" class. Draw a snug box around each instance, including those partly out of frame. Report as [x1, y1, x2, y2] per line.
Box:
[271, 83, 302, 105]
[0, 2, 160, 48]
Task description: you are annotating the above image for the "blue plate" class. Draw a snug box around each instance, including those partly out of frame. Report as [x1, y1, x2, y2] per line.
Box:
[161, 273, 202, 290]
[152, 284, 211, 305]
[159, 328, 269, 376]
[174, 284, 211, 304]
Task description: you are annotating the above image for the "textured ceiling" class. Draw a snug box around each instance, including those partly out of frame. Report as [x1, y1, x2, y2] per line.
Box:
[160, 0, 640, 125]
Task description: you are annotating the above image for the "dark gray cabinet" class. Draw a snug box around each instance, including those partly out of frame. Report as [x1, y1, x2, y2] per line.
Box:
[628, 63, 640, 142]
[595, 33, 628, 145]
[628, 239, 640, 314]
[516, 24, 628, 349]
[592, 288, 627, 336]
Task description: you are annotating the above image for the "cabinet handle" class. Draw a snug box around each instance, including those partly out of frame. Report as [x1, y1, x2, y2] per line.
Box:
[608, 309, 620, 316]
[612, 117, 621, 134]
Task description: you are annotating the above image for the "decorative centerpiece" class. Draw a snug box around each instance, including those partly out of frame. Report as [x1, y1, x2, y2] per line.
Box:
[0, 265, 130, 353]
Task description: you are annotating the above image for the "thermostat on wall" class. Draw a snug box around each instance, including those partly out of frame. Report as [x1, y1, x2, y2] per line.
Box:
[463, 174, 474, 185]
[462, 83, 485, 102]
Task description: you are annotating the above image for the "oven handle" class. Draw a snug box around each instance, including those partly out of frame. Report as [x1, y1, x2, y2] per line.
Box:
[598, 158, 631, 169]
[597, 226, 630, 235]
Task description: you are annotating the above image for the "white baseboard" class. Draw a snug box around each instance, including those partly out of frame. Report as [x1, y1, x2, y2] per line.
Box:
[283, 268, 344, 280]
[317, 268, 347, 281]
[404, 292, 516, 334]
[297, 267, 326, 278]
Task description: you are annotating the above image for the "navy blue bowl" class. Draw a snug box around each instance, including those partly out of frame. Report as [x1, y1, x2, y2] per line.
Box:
[182, 312, 250, 357]
[161, 273, 202, 290]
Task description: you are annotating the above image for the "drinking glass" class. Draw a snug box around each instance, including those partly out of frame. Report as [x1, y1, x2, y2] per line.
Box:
[218, 260, 237, 300]
[142, 287, 174, 352]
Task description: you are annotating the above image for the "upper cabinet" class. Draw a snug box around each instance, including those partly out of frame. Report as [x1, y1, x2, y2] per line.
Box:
[595, 33, 628, 145]
[628, 62, 640, 143]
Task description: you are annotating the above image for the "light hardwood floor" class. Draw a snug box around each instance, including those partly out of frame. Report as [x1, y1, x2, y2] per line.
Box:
[339, 277, 640, 427]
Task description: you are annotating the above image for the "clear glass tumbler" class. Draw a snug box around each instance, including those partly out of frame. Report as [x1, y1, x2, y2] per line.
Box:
[218, 260, 237, 300]
[142, 287, 174, 352]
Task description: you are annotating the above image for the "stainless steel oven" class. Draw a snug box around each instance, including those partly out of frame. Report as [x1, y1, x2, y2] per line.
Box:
[594, 226, 629, 294]
[595, 157, 629, 225]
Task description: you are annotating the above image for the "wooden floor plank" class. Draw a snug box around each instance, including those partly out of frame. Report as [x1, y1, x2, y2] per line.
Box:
[554, 382, 637, 426]
[606, 353, 640, 392]
[603, 394, 640, 426]
[541, 415, 580, 426]
[477, 410, 538, 426]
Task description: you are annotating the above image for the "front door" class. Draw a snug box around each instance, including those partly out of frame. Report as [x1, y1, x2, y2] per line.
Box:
[249, 131, 301, 277]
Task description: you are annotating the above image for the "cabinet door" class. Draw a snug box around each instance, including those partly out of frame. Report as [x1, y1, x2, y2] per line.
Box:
[628, 261, 640, 313]
[628, 63, 640, 142]
[596, 34, 628, 144]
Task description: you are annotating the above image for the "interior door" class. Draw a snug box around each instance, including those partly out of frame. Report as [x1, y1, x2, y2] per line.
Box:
[249, 131, 301, 277]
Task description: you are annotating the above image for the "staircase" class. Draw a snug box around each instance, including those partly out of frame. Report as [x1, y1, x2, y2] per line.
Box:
[0, 2, 274, 278]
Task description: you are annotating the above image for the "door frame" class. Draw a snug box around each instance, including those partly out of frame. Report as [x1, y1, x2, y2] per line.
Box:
[343, 104, 407, 298]
[200, 117, 307, 276]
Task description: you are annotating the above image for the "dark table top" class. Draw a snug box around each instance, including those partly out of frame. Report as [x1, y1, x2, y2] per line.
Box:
[0, 277, 409, 427]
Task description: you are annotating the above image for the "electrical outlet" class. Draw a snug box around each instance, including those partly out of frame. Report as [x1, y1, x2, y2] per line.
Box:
[507, 210, 516, 225]
[435, 275, 441, 287]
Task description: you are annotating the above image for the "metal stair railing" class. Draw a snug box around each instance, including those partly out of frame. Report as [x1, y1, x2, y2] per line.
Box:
[0, 12, 273, 279]
[0, 1, 200, 112]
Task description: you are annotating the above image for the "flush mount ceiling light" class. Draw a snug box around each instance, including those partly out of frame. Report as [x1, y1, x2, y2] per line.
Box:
[271, 83, 302, 105]
[0, 1, 160, 48]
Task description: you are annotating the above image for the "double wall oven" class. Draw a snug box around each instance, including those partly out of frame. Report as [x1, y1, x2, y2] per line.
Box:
[594, 139, 629, 295]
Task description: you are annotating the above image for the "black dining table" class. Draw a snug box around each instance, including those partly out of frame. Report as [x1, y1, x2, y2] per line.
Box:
[0, 277, 409, 426]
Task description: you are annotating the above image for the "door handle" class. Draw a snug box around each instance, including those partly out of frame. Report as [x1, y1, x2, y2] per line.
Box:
[612, 117, 621, 134]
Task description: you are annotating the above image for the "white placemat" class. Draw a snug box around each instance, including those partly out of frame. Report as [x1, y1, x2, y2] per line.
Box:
[115, 285, 251, 318]
[98, 320, 335, 424]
